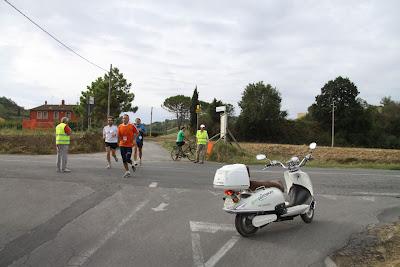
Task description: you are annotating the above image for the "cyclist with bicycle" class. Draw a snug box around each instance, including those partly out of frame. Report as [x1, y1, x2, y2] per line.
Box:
[176, 126, 186, 154]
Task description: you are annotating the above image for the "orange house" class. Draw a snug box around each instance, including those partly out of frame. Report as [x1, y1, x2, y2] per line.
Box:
[23, 100, 78, 129]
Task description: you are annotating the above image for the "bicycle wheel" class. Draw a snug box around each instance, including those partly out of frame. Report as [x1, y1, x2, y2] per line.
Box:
[170, 146, 181, 161]
[185, 146, 195, 161]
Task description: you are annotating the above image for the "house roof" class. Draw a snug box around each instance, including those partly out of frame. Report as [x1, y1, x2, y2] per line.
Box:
[31, 105, 76, 111]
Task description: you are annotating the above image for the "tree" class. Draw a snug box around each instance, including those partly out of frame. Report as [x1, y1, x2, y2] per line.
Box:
[368, 97, 400, 148]
[236, 82, 287, 141]
[76, 67, 137, 128]
[162, 95, 191, 128]
[308, 76, 371, 146]
[189, 87, 199, 132]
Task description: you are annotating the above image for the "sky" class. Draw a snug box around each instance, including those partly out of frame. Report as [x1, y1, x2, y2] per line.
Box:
[0, 0, 399, 123]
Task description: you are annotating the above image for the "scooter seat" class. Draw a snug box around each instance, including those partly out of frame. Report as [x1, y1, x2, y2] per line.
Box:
[249, 180, 284, 192]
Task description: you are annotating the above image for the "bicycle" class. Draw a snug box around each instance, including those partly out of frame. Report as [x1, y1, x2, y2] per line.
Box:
[170, 141, 195, 161]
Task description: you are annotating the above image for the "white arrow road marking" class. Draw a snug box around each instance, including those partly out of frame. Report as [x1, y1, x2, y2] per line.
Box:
[67, 199, 149, 266]
[152, 202, 169, 212]
[190, 221, 238, 267]
[149, 182, 158, 188]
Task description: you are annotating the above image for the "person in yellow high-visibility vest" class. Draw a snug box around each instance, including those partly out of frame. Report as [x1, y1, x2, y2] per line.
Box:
[56, 117, 72, 173]
[194, 124, 209, 164]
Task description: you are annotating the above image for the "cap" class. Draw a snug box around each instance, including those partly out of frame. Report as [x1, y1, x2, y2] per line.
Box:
[200, 124, 205, 128]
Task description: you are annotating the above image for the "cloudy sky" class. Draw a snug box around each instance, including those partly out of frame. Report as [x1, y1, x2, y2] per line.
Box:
[1, 0, 399, 123]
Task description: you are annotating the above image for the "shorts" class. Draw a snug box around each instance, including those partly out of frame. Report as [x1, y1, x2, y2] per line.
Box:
[176, 141, 185, 146]
[120, 147, 132, 163]
[105, 142, 118, 149]
[136, 141, 143, 148]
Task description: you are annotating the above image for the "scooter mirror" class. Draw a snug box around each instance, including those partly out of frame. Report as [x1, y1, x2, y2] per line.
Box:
[256, 154, 266, 160]
[309, 142, 317, 150]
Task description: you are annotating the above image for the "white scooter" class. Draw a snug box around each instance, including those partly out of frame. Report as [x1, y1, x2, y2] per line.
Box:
[213, 142, 317, 237]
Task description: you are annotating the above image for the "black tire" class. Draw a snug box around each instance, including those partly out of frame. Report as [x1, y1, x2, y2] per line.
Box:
[300, 201, 315, 223]
[170, 147, 181, 161]
[235, 214, 258, 237]
[185, 147, 195, 161]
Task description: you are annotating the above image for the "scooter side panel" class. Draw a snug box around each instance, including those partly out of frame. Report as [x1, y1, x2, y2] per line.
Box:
[235, 187, 285, 212]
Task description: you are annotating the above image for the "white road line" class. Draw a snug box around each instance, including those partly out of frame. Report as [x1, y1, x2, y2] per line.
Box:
[324, 256, 338, 267]
[360, 196, 375, 202]
[318, 194, 338, 200]
[190, 221, 235, 233]
[208, 190, 220, 196]
[205, 236, 240, 267]
[151, 202, 169, 212]
[353, 191, 400, 197]
[67, 199, 149, 266]
[149, 182, 158, 188]
[191, 233, 205, 267]
[251, 169, 400, 178]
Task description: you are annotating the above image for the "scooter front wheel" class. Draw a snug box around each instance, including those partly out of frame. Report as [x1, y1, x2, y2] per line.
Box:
[235, 214, 259, 237]
[300, 201, 315, 223]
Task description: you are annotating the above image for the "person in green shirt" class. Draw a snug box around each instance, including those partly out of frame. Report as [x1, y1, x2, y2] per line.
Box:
[194, 124, 209, 164]
[176, 126, 186, 155]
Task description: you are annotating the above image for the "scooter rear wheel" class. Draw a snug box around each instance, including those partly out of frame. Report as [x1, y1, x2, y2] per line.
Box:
[235, 214, 258, 237]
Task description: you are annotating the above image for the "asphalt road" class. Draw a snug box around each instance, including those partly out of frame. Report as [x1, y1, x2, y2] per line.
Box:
[0, 142, 399, 267]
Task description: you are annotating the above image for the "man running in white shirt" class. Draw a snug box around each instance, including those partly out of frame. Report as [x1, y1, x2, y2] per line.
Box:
[103, 116, 118, 168]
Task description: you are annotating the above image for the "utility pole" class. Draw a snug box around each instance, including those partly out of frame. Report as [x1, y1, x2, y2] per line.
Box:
[150, 106, 153, 137]
[331, 100, 335, 147]
[107, 64, 112, 117]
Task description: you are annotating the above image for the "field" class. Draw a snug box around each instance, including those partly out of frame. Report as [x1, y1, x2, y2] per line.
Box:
[152, 133, 400, 170]
[240, 142, 400, 169]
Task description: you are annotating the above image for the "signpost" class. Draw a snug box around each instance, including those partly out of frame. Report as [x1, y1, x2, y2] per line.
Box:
[88, 96, 94, 129]
[196, 104, 201, 130]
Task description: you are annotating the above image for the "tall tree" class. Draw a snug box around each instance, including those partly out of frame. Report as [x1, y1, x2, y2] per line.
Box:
[370, 97, 400, 148]
[76, 67, 137, 128]
[162, 95, 191, 128]
[236, 82, 287, 141]
[189, 87, 199, 132]
[308, 76, 370, 146]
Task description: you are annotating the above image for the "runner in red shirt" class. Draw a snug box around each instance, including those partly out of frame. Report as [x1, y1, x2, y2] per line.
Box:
[118, 114, 138, 178]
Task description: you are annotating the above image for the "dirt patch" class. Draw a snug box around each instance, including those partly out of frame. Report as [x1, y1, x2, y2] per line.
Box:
[331, 221, 400, 267]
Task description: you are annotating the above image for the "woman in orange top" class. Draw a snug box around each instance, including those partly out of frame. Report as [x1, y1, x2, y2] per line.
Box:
[118, 114, 138, 178]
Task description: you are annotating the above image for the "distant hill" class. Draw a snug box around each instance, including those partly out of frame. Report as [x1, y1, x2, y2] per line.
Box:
[0, 97, 28, 120]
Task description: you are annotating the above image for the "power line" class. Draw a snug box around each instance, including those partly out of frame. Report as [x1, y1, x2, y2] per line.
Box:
[3, 0, 108, 72]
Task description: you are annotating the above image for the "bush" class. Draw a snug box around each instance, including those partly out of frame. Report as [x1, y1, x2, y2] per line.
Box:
[0, 131, 104, 154]
[208, 142, 251, 163]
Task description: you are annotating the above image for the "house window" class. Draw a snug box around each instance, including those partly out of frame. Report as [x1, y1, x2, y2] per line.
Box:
[66, 112, 71, 119]
[37, 111, 48, 120]
[54, 111, 59, 120]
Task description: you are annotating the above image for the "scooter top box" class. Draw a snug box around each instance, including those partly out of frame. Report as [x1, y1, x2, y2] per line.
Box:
[213, 164, 250, 190]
